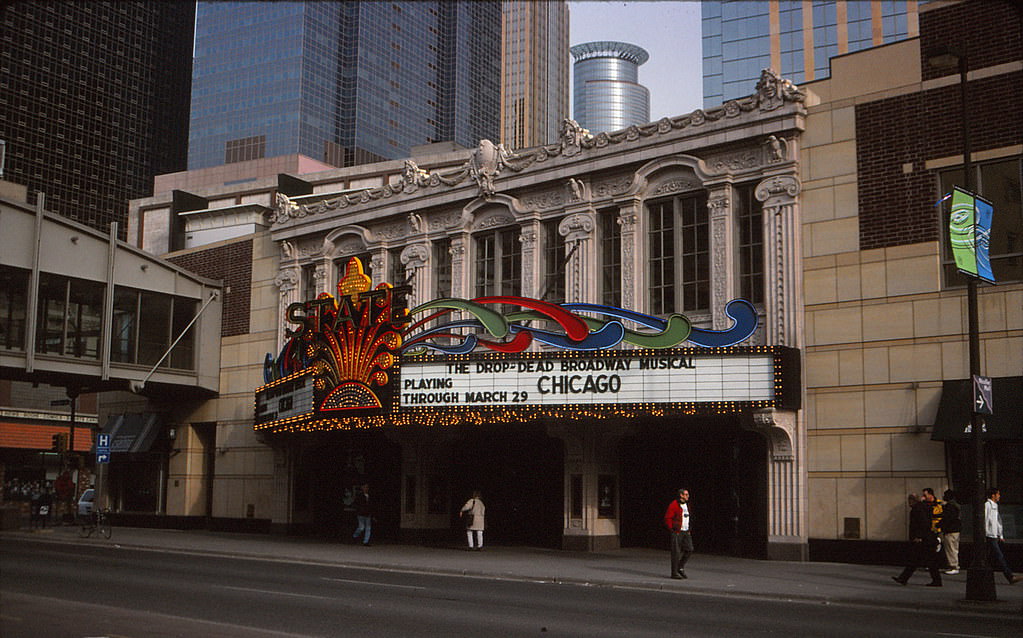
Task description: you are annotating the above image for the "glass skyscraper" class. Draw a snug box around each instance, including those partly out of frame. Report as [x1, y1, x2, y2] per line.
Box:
[571, 41, 651, 134]
[702, 0, 921, 107]
[501, 1, 570, 149]
[0, 1, 194, 236]
[189, 1, 501, 171]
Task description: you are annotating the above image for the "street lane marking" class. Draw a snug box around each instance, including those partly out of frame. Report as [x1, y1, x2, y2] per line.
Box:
[321, 577, 426, 591]
[215, 585, 341, 601]
[1, 590, 312, 637]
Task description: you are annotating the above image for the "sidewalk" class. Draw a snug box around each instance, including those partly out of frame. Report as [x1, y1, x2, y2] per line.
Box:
[5, 525, 1022, 617]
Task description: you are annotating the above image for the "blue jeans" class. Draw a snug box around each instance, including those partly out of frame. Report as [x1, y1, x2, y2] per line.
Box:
[353, 515, 372, 544]
[987, 537, 1014, 581]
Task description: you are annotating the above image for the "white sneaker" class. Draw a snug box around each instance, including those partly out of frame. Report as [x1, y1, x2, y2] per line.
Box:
[944, 569, 959, 575]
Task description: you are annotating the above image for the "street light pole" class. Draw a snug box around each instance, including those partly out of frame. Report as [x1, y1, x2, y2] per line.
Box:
[948, 51, 996, 603]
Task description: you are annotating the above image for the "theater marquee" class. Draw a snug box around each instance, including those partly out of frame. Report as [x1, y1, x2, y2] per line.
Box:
[400, 350, 783, 408]
[255, 258, 800, 433]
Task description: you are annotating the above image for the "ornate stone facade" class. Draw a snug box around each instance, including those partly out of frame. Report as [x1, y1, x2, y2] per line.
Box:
[256, 70, 808, 557]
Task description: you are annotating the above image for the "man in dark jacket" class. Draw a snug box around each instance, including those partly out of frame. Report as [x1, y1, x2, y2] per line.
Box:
[892, 489, 942, 586]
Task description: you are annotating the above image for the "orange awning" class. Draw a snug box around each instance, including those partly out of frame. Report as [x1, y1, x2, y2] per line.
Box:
[0, 422, 94, 452]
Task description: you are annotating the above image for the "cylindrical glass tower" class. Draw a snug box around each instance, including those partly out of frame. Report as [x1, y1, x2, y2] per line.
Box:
[571, 41, 650, 133]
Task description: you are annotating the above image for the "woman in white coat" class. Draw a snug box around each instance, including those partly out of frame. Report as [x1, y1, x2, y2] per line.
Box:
[460, 490, 486, 550]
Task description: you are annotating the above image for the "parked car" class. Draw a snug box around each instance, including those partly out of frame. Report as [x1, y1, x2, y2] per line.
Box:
[77, 489, 95, 517]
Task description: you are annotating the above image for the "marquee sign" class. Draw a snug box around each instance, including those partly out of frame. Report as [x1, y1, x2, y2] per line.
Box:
[399, 350, 780, 409]
[256, 257, 798, 433]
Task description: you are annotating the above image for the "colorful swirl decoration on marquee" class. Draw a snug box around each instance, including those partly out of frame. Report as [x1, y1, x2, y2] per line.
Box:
[400, 297, 758, 354]
[262, 257, 759, 414]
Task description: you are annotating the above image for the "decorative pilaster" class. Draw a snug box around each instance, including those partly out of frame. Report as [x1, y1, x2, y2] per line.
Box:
[313, 260, 328, 296]
[519, 221, 540, 299]
[755, 174, 802, 347]
[616, 201, 642, 312]
[369, 250, 386, 288]
[400, 244, 430, 309]
[707, 187, 735, 331]
[749, 408, 806, 560]
[449, 234, 468, 299]
[273, 267, 299, 354]
[558, 212, 595, 302]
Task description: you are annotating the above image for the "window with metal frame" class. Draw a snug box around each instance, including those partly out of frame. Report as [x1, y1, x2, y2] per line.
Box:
[939, 157, 1022, 286]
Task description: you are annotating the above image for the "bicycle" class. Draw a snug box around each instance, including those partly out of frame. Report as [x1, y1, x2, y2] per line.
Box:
[78, 508, 112, 539]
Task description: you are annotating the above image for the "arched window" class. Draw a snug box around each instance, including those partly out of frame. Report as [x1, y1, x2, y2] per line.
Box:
[647, 192, 709, 314]
[474, 226, 521, 298]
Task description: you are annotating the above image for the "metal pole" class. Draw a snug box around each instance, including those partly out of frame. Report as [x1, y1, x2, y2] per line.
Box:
[959, 52, 996, 603]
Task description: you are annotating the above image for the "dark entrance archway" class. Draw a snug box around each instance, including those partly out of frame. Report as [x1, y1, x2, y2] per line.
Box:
[448, 422, 565, 548]
[620, 415, 768, 558]
[294, 430, 402, 541]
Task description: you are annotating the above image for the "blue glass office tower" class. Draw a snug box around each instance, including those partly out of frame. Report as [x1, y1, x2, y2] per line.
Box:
[189, 1, 501, 170]
[570, 41, 650, 134]
[702, 1, 920, 108]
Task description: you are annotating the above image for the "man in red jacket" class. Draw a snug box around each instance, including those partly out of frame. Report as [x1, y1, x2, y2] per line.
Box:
[663, 488, 692, 579]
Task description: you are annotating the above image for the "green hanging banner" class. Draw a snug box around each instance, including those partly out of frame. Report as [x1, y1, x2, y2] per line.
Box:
[948, 186, 995, 284]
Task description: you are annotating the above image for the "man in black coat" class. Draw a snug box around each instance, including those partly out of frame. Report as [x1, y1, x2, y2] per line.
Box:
[892, 489, 942, 587]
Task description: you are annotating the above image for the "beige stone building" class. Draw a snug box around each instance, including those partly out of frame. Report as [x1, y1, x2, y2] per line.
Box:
[798, 0, 1021, 558]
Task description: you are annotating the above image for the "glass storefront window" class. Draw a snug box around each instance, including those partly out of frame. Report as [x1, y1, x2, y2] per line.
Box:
[66, 279, 104, 358]
[36, 274, 68, 355]
[169, 297, 197, 370]
[110, 286, 138, 364]
[138, 291, 172, 367]
[0, 266, 29, 350]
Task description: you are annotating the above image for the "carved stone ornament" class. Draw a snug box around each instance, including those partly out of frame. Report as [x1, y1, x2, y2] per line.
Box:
[273, 268, 299, 296]
[707, 196, 730, 216]
[269, 192, 300, 224]
[374, 221, 408, 241]
[474, 212, 515, 231]
[654, 178, 700, 195]
[264, 75, 805, 222]
[764, 135, 788, 163]
[559, 118, 592, 158]
[407, 212, 423, 233]
[756, 68, 806, 112]
[521, 190, 565, 211]
[755, 174, 801, 210]
[337, 238, 365, 256]
[280, 240, 296, 262]
[400, 243, 430, 268]
[394, 159, 430, 192]
[750, 408, 795, 461]
[558, 213, 595, 240]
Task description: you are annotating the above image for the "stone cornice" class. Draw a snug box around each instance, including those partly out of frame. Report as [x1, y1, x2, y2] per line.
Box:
[269, 71, 807, 235]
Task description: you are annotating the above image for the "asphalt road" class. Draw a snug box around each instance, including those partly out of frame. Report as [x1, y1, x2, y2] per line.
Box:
[2, 538, 1021, 638]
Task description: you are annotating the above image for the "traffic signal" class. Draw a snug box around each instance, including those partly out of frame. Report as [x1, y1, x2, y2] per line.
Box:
[50, 432, 68, 452]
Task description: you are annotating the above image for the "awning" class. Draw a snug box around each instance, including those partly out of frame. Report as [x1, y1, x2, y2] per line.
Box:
[931, 377, 1023, 441]
[101, 413, 163, 453]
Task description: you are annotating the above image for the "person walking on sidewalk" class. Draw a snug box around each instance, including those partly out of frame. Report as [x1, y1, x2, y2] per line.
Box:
[460, 490, 486, 550]
[892, 488, 942, 587]
[941, 489, 961, 575]
[985, 488, 1022, 584]
[663, 488, 692, 579]
[351, 484, 373, 546]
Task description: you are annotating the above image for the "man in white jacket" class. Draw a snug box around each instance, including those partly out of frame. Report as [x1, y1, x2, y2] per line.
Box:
[984, 488, 1022, 584]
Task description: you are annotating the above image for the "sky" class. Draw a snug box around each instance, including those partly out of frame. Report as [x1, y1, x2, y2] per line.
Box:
[569, 1, 704, 121]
